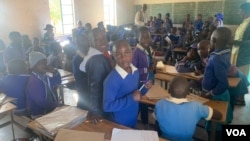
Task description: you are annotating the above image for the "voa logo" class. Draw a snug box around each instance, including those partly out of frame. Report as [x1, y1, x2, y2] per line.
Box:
[226, 129, 247, 136]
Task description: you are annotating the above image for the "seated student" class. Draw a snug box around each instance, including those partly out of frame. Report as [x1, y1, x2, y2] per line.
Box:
[155, 76, 222, 141]
[84, 23, 92, 36]
[183, 29, 196, 48]
[26, 51, 61, 118]
[0, 59, 30, 113]
[175, 44, 201, 73]
[47, 42, 63, 69]
[103, 40, 151, 128]
[201, 27, 233, 139]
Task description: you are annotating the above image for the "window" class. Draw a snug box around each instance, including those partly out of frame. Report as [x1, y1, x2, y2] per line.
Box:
[49, 0, 75, 35]
[103, 0, 116, 26]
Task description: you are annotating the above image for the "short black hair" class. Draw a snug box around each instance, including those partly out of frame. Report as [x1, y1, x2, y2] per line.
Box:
[168, 76, 190, 98]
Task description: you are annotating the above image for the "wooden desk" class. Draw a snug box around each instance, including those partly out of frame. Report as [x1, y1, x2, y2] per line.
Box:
[156, 65, 241, 87]
[28, 118, 168, 141]
[172, 47, 187, 53]
[58, 69, 73, 78]
[0, 102, 17, 139]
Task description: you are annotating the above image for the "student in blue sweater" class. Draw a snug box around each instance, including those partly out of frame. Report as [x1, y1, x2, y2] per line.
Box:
[26, 51, 61, 118]
[103, 40, 151, 128]
[0, 59, 30, 113]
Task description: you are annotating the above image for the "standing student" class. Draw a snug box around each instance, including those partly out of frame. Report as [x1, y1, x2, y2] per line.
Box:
[201, 27, 233, 140]
[43, 24, 55, 56]
[79, 28, 112, 118]
[132, 26, 156, 128]
[194, 14, 203, 33]
[155, 76, 222, 141]
[103, 40, 151, 128]
[26, 52, 61, 118]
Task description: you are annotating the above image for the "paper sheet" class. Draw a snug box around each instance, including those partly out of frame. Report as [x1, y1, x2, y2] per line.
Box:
[145, 85, 170, 99]
[165, 65, 178, 74]
[111, 128, 159, 141]
[54, 129, 104, 141]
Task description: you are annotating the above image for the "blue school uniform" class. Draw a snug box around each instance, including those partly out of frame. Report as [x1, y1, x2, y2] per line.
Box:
[155, 97, 212, 141]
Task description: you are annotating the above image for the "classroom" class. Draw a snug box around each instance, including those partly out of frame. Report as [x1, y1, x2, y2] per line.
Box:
[0, 0, 250, 141]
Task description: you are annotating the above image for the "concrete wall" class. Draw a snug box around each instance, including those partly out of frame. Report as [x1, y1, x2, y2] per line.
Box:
[116, 0, 135, 26]
[0, 0, 51, 44]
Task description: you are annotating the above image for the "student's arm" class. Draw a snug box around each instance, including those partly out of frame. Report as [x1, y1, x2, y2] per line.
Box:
[103, 77, 139, 112]
[87, 56, 112, 115]
[176, 59, 195, 73]
[211, 56, 229, 95]
[198, 103, 222, 121]
[135, 11, 145, 26]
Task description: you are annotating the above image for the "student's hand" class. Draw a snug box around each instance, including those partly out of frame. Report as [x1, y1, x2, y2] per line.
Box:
[145, 80, 153, 89]
[194, 70, 202, 76]
[132, 90, 142, 101]
[200, 92, 212, 99]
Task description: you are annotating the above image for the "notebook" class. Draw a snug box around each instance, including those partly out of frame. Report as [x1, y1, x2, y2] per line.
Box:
[145, 85, 170, 99]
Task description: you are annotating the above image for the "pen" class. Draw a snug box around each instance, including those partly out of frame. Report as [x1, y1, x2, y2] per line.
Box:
[194, 66, 197, 71]
[139, 84, 145, 91]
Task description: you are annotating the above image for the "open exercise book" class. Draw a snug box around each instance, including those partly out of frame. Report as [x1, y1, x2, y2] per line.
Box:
[146, 85, 209, 104]
[35, 106, 88, 136]
[111, 128, 159, 141]
[54, 129, 104, 141]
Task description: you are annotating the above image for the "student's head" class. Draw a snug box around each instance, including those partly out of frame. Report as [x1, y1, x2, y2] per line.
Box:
[171, 27, 177, 34]
[43, 24, 53, 32]
[210, 27, 231, 50]
[197, 40, 210, 59]
[239, 3, 250, 19]
[22, 34, 32, 47]
[29, 51, 47, 74]
[50, 42, 62, 55]
[149, 16, 153, 21]
[142, 4, 147, 12]
[9, 31, 22, 44]
[97, 21, 104, 29]
[113, 40, 132, 71]
[85, 23, 92, 31]
[158, 13, 162, 19]
[186, 14, 190, 20]
[197, 14, 202, 20]
[169, 76, 190, 98]
[76, 33, 90, 55]
[77, 20, 83, 28]
[89, 28, 108, 52]
[138, 26, 152, 49]
[165, 13, 170, 19]
[208, 17, 214, 23]
[187, 47, 199, 60]
[7, 59, 28, 75]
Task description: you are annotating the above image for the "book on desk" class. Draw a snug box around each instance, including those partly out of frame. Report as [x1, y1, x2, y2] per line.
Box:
[34, 106, 88, 136]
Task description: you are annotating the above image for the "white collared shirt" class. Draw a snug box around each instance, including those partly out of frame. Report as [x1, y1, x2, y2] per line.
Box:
[115, 64, 138, 79]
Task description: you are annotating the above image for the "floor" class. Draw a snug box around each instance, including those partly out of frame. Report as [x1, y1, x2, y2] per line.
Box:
[0, 82, 250, 141]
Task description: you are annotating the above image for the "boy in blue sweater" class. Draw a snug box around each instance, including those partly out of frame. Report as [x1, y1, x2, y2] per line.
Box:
[103, 40, 151, 128]
[201, 27, 233, 140]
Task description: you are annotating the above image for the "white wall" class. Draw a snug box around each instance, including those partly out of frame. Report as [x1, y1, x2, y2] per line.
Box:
[0, 0, 51, 44]
[116, 0, 135, 25]
[134, 0, 222, 4]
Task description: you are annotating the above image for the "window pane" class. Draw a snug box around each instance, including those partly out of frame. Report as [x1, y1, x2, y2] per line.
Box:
[62, 15, 73, 24]
[62, 6, 73, 14]
[63, 24, 74, 34]
[61, 0, 72, 5]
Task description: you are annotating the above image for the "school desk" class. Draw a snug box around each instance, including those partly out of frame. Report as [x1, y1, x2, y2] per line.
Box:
[140, 95, 228, 141]
[58, 69, 73, 78]
[0, 102, 17, 139]
[156, 65, 241, 87]
[28, 118, 169, 141]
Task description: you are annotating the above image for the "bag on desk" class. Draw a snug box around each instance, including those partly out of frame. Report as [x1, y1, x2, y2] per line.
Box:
[35, 106, 88, 136]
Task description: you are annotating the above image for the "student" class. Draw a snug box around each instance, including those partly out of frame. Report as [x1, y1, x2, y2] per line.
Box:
[0, 59, 30, 113]
[47, 42, 63, 69]
[84, 23, 92, 36]
[155, 76, 222, 141]
[103, 40, 151, 128]
[43, 24, 55, 56]
[26, 51, 61, 118]
[4, 31, 26, 65]
[132, 26, 155, 128]
[175, 45, 201, 73]
[79, 28, 112, 118]
[72, 33, 90, 109]
[26, 37, 45, 56]
[155, 13, 164, 33]
[194, 14, 203, 33]
[0, 39, 6, 76]
[201, 27, 233, 137]
[182, 14, 193, 32]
